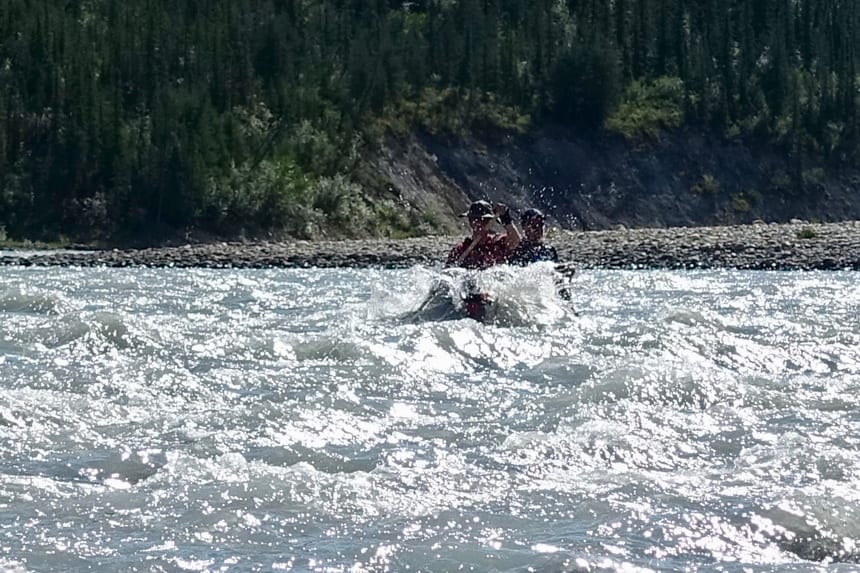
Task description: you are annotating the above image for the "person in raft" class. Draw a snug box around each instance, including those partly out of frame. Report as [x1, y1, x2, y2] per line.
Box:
[508, 207, 574, 301]
[446, 200, 522, 270]
[507, 208, 558, 265]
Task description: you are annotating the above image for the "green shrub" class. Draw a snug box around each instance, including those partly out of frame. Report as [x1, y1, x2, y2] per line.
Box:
[203, 161, 405, 238]
[309, 174, 368, 228]
[731, 195, 750, 212]
[370, 200, 413, 238]
[745, 188, 762, 203]
[725, 123, 742, 139]
[280, 120, 358, 177]
[606, 76, 685, 140]
[418, 210, 444, 233]
[692, 174, 720, 194]
[802, 168, 825, 187]
[769, 170, 793, 191]
[824, 121, 844, 154]
[374, 87, 530, 137]
[797, 227, 817, 239]
[201, 158, 313, 232]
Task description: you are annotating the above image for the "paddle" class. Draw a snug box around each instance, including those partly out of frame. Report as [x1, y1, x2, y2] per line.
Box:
[555, 262, 576, 279]
[553, 262, 576, 301]
[415, 279, 450, 313]
[454, 226, 490, 265]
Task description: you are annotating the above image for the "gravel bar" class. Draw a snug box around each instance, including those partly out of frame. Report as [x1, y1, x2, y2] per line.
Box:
[2, 221, 859, 271]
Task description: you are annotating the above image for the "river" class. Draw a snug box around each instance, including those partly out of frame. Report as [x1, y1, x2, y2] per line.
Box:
[1, 265, 859, 572]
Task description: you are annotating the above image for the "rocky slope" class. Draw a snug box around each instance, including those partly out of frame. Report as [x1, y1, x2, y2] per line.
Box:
[368, 128, 860, 234]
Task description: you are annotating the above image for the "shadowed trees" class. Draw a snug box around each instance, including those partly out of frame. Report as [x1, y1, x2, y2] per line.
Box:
[1, 0, 858, 241]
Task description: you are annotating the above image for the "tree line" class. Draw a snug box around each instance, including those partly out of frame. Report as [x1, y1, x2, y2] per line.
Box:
[1, 0, 858, 241]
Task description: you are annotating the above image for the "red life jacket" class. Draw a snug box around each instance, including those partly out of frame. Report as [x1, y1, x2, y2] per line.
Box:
[446, 234, 510, 269]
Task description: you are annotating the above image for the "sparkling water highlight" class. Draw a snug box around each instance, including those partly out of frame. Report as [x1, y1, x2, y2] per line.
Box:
[1, 265, 859, 572]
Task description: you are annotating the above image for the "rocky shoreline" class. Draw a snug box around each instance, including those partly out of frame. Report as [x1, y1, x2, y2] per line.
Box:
[2, 221, 859, 271]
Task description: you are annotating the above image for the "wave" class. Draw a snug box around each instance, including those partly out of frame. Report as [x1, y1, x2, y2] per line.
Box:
[395, 263, 574, 326]
[0, 287, 63, 315]
[23, 311, 143, 354]
[755, 498, 860, 563]
[56, 449, 167, 488]
[0, 559, 29, 573]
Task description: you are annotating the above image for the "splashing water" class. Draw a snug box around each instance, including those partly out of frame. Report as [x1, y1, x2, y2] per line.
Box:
[1, 266, 859, 572]
[392, 263, 570, 325]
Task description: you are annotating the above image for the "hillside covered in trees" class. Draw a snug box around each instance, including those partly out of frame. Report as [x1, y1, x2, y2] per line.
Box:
[1, 0, 859, 242]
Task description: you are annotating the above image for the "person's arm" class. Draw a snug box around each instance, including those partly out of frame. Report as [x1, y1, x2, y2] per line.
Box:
[447, 230, 488, 267]
[495, 204, 521, 252]
[456, 227, 491, 264]
[446, 242, 464, 266]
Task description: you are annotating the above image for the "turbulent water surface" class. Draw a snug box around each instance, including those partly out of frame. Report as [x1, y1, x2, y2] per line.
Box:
[1, 265, 859, 573]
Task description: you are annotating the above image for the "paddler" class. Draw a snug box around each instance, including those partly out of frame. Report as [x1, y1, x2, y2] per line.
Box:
[446, 200, 521, 269]
[507, 207, 574, 300]
[507, 208, 558, 265]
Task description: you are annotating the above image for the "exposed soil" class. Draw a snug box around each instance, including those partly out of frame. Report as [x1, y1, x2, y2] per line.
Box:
[366, 128, 860, 234]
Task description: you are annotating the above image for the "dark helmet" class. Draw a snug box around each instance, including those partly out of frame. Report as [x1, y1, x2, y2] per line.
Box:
[460, 200, 495, 221]
[520, 208, 545, 224]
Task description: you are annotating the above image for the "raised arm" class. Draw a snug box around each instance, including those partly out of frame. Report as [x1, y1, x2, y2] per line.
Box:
[495, 204, 521, 253]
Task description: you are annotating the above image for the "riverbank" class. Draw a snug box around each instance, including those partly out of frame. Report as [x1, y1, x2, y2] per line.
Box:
[2, 221, 859, 270]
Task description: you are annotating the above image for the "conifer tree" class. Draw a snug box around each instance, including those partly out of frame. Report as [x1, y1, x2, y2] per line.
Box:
[1, 0, 859, 240]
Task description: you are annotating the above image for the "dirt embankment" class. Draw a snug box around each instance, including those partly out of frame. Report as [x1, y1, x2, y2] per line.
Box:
[368, 128, 860, 234]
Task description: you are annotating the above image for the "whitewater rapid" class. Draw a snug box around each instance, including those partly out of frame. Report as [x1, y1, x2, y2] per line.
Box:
[1, 265, 859, 572]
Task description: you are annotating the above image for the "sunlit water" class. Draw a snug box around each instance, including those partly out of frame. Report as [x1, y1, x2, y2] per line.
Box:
[1, 264, 859, 573]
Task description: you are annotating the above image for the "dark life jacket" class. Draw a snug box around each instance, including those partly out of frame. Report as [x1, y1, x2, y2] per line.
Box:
[509, 241, 558, 266]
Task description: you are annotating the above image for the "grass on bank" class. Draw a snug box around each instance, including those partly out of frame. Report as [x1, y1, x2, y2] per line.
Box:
[0, 235, 77, 250]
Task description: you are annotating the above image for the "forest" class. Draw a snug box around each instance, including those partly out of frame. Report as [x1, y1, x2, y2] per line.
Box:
[1, 0, 858, 242]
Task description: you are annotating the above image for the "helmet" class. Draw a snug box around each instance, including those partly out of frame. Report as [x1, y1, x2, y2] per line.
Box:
[520, 208, 545, 224]
[460, 200, 495, 221]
